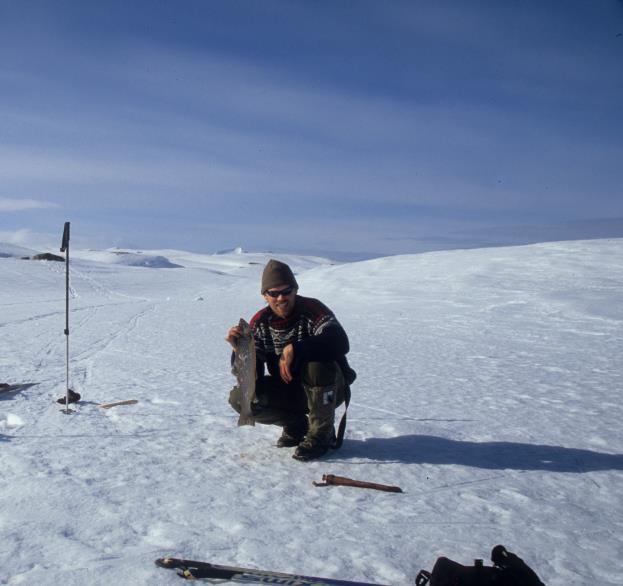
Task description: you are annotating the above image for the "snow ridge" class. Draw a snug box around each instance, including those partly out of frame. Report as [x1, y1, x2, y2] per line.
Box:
[1, 238, 622, 585]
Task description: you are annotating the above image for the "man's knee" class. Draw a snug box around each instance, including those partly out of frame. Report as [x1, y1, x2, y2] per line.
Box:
[301, 361, 340, 387]
[301, 362, 346, 405]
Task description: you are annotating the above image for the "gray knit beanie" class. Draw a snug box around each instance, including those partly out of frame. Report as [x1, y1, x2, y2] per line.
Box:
[261, 259, 298, 294]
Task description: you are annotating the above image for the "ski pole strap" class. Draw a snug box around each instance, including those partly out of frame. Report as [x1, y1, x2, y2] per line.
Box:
[333, 384, 350, 449]
[415, 570, 431, 585]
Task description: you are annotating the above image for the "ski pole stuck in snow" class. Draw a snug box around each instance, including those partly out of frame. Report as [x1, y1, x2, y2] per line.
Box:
[57, 221, 81, 412]
[313, 474, 403, 493]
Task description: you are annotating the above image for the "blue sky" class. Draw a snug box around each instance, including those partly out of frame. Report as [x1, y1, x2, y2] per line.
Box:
[1, 0, 622, 258]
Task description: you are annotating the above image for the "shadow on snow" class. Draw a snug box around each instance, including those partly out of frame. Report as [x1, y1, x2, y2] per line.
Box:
[0, 382, 39, 400]
[337, 435, 623, 473]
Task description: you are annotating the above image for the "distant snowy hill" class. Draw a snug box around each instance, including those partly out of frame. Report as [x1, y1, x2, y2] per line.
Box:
[386, 218, 623, 255]
[68, 247, 334, 273]
[1, 239, 622, 585]
[0, 242, 39, 258]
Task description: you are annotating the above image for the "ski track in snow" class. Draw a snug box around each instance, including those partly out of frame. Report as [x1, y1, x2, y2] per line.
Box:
[1, 240, 622, 585]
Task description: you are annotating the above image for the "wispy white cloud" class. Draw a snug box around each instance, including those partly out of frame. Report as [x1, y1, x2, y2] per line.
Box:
[0, 1, 621, 255]
[0, 228, 33, 244]
[0, 228, 68, 252]
[0, 197, 59, 212]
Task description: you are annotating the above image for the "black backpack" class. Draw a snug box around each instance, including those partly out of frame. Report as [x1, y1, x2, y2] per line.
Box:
[415, 545, 545, 586]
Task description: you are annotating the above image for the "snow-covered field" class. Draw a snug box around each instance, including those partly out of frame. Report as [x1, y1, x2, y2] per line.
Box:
[1, 239, 622, 585]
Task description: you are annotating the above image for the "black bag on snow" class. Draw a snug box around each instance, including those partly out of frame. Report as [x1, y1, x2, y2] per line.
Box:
[415, 545, 545, 586]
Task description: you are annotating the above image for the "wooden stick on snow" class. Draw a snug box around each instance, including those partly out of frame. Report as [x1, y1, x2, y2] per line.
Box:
[98, 399, 139, 409]
[313, 474, 403, 493]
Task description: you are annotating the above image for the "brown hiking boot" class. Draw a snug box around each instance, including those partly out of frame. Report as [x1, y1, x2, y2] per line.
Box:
[276, 421, 308, 448]
[292, 441, 329, 461]
[292, 429, 335, 461]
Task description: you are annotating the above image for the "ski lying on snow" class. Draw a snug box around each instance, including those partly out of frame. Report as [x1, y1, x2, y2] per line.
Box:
[0, 383, 38, 395]
[155, 557, 388, 585]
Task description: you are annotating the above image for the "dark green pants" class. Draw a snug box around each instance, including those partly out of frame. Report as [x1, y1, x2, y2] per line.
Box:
[228, 361, 347, 442]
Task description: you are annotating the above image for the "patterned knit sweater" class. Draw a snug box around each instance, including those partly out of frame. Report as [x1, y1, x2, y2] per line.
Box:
[249, 295, 352, 380]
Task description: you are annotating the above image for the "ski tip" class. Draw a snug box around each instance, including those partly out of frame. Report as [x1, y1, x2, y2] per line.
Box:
[1, 382, 38, 393]
[155, 557, 197, 570]
[155, 558, 203, 580]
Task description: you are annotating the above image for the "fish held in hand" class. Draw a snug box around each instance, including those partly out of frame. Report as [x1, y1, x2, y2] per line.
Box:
[232, 318, 256, 426]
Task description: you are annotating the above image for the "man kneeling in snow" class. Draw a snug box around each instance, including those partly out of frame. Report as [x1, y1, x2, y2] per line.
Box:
[226, 259, 355, 461]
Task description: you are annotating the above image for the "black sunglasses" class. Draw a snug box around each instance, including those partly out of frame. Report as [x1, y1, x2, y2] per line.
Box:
[265, 285, 295, 298]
